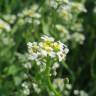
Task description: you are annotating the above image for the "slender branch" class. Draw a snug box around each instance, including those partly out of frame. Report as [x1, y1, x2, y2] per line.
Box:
[45, 58, 61, 96]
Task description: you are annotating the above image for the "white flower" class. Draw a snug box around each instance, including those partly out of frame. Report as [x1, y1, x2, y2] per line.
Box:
[58, 6, 72, 21]
[56, 24, 70, 42]
[46, 0, 58, 8]
[33, 19, 40, 25]
[71, 22, 83, 32]
[0, 19, 11, 31]
[80, 90, 88, 96]
[21, 82, 29, 89]
[58, 41, 67, 51]
[27, 41, 40, 60]
[57, 51, 66, 61]
[53, 78, 64, 91]
[23, 88, 30, 95]
[56, 24, 69, 33]
[66, 84, 72, 90]
[36, 59, 41, 65]
[32, 83, 41, 94]
[28, 53, 39, 60]
[74, 90, 79, 95]
[53, 70, 57, 76]
[22, 82, 30, 95]
[64, 47, 69, 54]
[52, 62, 60, 76]
[3, 14, 16, 24]
[41, 35, 54, 42]
[40, 49, 48, 57]
[23, 62, 32, 69]
[27, 42, 32, 48]
[52, 62, 60, 70]
[49, 51, 56, 58]
[27, 42, 39, 54]
[71, 33, 85, 44]
[71, 2, 87, 13]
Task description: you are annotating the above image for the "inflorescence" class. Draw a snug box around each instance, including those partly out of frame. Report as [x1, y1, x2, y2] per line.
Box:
[27, 35, 69, 62]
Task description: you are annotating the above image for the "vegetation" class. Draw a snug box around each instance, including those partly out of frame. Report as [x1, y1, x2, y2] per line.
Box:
[0, 0, 96, 96]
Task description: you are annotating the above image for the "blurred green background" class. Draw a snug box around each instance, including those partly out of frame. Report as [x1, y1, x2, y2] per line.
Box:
[0, 0, 96, 96]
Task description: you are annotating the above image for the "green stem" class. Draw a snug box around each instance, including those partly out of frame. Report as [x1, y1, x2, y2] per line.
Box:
[47, 75, 61, 96]
[45, 58, 61, 96]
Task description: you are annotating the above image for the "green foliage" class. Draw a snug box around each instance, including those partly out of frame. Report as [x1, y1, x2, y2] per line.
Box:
[0, 0, 96, 96]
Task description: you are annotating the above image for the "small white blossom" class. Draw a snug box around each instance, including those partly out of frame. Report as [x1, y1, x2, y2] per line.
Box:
[33, 19, 40, 25]
[57, 51, 66, 61]
[27, 42, 40, 60]
[74, 90, 79, 95]
[52, 62, 60, 70]
[70, 2, 87, 13]
[66, 84, 72, 90]
[80, 90, 88, 96]
[0, 19, 11, 31]
[53, 70, 57, 76]
[32, 83, 41, 94]
[64, 47, 69, 54]
[27, 42, 33, 48]
[23, 62, 32, 69]
[3, 14, 16, 24]
[41, 35, 54, 42]
[28, 53, 39, 60]
[21, 4, 41, 18]
[46, 0, 58, 8]
[22, 82, 30, 95]
[71, 33, 85, 44]
[21, 82, 29, 89]
[23, 88, 30, 95]
[64, 90, 69, 96]
[53, 78, 64, 91]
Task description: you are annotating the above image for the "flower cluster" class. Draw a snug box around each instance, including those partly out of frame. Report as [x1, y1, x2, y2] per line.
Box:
[27, 35, 69, 62]
[2, 14, 16, 24]
[56, 24, 70, 42]
[53, 78, 65, 92]
[47, 0, 86, 20]
[71, 32, 85, 45]
[47, 0, 86, 46]
[18, 4, 41, 25]
[55, 24, 85, 45]
[21, 81, 30, 95]
[53, 78, 88, 96]
[74, 90, 88, 96]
